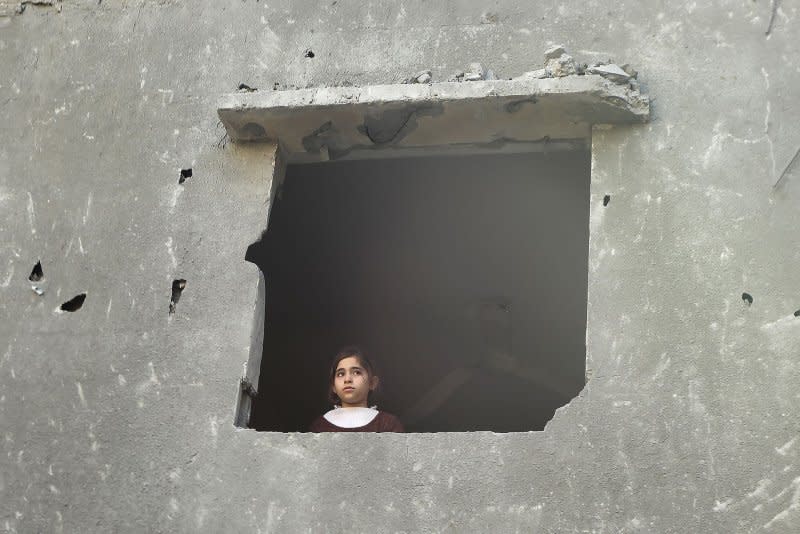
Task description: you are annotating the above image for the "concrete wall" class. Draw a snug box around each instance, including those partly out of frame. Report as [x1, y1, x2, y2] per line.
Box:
[1, 1, 798, 532]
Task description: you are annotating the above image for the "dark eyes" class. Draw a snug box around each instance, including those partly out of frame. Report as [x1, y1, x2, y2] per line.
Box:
[335, 369, 362, 377]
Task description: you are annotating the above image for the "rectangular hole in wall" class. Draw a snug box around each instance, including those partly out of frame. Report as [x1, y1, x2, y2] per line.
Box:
[245, 149, 590, 432]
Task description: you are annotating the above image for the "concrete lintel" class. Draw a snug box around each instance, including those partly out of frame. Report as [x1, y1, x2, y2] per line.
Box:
[217, 75, 649, 162]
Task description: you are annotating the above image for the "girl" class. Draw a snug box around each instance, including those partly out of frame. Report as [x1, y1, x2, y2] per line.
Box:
[309, 346, 404, 432]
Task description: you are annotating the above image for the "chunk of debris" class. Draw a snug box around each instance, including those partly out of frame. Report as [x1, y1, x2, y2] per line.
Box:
[544, 50, 577, 77]
[620, 64, 638, 79]
[742, 292, 753, 306]
[454, 62, 495, 82]
[516, 68, 549, 80]
[543, 45, 567, 60]
[403, 70, 432, 84]
[464, 62, 486, 81]
[237, 83, 257, 92]
[586, 63, 631, 84]
[512, 46, 640, 87]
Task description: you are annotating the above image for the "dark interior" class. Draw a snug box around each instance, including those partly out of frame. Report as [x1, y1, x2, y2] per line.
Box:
[246, 150, 590, 432]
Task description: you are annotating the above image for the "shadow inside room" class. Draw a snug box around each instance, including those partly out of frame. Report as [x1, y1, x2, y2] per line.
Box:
[246, 150, 589, 432]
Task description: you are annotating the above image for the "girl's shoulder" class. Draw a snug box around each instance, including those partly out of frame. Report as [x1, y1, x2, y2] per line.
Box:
[374, 411, 405, 433]
[308, 415, 335, 432]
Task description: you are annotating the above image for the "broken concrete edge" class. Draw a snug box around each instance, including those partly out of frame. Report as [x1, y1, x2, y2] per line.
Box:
[412, 44, 637, 85]
[3, 0, 62, 15]
[218, 75, 649, 117]
[217, 74, 650, 144]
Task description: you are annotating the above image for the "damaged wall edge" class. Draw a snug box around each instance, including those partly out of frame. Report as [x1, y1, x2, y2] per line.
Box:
[236, 145, 288, 428]
[217, 74, 649, 163]
[226, 63, 649, 429]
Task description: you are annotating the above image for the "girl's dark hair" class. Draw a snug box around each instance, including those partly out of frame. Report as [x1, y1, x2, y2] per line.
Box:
[327, 345, 377, 405]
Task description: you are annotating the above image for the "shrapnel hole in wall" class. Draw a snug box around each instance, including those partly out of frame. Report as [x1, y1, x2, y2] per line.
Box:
[29, 260, 45, 296]
[28, 261, 43, 282]
[60, 293, 86, 312]
[245, 150, 590, 432]
[169, 279, 186, 314]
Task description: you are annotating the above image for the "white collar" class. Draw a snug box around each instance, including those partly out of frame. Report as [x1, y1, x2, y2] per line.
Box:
[323, 407, 379, 428]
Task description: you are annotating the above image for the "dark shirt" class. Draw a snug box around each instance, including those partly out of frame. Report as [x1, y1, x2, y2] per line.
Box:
[309, 411, 405, 433]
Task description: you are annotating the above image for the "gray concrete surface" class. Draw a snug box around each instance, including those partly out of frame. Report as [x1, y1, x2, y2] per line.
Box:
[1, 1, 799, 532]
[217, 74, 649, 153]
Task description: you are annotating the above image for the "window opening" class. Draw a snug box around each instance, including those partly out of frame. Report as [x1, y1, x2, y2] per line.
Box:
[221, 63, 650, 431]
[245, 149, 589, 432]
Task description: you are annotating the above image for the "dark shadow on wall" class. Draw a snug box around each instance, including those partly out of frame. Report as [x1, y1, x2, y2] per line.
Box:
[245, 150, 590, 432]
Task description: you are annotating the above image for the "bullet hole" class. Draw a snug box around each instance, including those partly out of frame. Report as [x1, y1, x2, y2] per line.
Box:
[603, 194, 611, 206]
[29, 262, 46, 295]
[28, 261, 43, 282]
[304, 49, 315, 58]
[169, 279, 186, 315]
[60, 293, 87, 312]
[179, 168, 192, 184]
[794, 309, 800, 317]
[742, 292, 753, 306]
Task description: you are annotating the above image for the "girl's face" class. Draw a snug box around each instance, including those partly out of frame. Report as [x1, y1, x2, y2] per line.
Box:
[332, 356, 378, 408]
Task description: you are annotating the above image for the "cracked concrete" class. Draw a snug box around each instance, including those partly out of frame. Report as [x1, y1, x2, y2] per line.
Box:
[219, 73, 649, 162]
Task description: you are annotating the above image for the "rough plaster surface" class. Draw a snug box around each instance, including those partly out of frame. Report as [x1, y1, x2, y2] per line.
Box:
[1, 1, 799, 532]
[217, 76, 648, 160]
